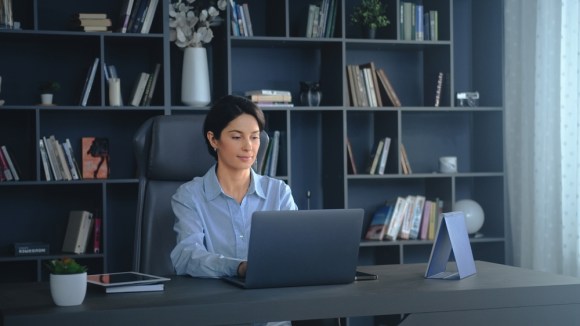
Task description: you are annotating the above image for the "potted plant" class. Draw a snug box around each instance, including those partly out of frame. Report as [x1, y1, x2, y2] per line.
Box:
[350, 0, 390, 39]
[46, 257, 88, 306]
[39, 81, 60, 105]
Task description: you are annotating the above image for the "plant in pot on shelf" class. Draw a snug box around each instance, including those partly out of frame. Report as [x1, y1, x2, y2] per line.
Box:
[350, 0, 390, 39]
[169, 0, 227, 107]
[39, 81, 60, 105]
[46, 257, 88, 306]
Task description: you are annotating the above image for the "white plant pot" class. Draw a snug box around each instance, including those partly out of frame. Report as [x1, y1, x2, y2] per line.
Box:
[50, 272, 87, 306]
[41, 93, 53, 105]
[181, 46, 211, 107]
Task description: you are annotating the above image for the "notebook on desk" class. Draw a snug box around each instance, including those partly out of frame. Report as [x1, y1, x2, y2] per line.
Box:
[222, 208, 367, 289]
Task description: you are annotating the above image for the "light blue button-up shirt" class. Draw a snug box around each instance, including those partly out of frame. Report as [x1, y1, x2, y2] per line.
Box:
[170, 164, 298, 278]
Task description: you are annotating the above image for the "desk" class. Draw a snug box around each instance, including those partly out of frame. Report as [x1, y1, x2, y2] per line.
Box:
[2, 261, 580, 325]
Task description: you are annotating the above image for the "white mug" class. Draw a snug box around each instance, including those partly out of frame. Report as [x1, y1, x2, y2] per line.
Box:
[439, 156, 457, 173]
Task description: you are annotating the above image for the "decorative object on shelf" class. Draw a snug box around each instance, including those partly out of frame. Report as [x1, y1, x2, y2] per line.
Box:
[169, 0, 227, 106]
[350, 0, 390, 39]
[438, 156, 457, 173]
[39, 81, 60, 105]
[299, 81, 322, 106]
[453, 199, 485, 235]
[456, 91, 480, 107]
[46, 257, 88, 306]
[108, 78, 121, 106]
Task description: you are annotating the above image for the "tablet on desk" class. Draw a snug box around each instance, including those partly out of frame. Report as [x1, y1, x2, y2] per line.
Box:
[87, 271, 170, 287]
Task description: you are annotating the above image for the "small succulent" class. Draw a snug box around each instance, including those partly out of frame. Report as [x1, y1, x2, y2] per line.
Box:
[46, 257, 87, 274]
[39, 81, 61, 93]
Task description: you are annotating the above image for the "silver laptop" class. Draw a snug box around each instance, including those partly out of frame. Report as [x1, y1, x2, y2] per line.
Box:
[223, 208, 365, 289]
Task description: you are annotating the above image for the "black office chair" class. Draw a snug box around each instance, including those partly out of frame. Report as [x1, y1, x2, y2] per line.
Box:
[132, 114, 269, 276]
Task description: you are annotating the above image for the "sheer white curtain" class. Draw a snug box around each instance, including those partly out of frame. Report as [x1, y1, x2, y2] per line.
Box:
[505, 0, 580, 276]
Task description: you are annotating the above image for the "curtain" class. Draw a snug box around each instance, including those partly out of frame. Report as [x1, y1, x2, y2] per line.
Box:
[505, 0, 580, 276]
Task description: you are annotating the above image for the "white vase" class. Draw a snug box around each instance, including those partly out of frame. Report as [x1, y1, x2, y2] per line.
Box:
[50, 272, 87, 306]
[181, 46, 211, 107]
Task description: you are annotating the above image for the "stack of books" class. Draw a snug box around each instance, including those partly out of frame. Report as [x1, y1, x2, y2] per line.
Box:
[245, 90, 293, 107]
[72, 13, 111, 32]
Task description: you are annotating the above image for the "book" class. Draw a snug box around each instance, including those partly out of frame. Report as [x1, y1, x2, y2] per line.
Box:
[92, 216, 102, 253]
[244, 89, 291, 96]
[362, 67, 377, 107]
[408, 195, 426, 239]
[353, 65, 369, 107]
[42, 136, 62, 181]
[142, 63, 161, 106]
[105, 283, 164, 293]
[385, 196, 408, 241]
[80, 57, 99, 106]
[241, 3, 253, 36]
[346, 65, 359, 106]
[419, 200, 433, 240]
[129, 72, 150, 106]
[398, 195, 416, 240]
[65, 138, 82, 180]
[248, 94, 292, 103]
[74, 18, 112, 27]
[82, 137, 110, 179]
[1, 146, 20, 181]
[360, 62, 383, 107]
[400, 143, 412, 174]
[376, 68, 401, 107]
[377, 137, 391, 175]
[75, 13, 107, 19]
[268, 130, 280, 176]
[127, 0, 146, 33]
[62, 210, 94, 254]
[365, 204, 394, 240]
[61, 140, 79, 180]
[53, 138, 73, 181]
[434, 72, 444, 107]
[118, 0, 135, 33]
[369, 138, 384, 174]
[140, 0, 159, 34]
[346, 138, 358, 175]
[0, 148, 13, 181]
[77, 25, 110, 32]
[39, 138, 52, 181]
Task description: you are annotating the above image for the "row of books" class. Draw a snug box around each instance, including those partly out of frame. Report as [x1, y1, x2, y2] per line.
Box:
[400, 2, 439, 41]
[365, 196, 444, 242]
[62, 210, 102, 254]
[230, 1, 253, 37]
[72, 13, 112, 32]
[347, 138, 412, 176]
[305, 0, 338, 38]
[258, 130, 281, 177]
[39, 136, 110, 181]
[346, 62, 402, 108]
[0, 144, 19, 181]
[118, 0, 159, 34]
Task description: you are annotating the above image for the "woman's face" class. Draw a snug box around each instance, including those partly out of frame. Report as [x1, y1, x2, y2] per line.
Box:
[209, 113, 261, 171]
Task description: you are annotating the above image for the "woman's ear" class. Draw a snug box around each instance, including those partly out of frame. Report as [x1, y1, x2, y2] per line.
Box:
[207, 131, 218, 150]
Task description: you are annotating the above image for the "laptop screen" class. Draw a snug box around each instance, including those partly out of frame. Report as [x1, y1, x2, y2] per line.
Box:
[229, 208, 364, 289]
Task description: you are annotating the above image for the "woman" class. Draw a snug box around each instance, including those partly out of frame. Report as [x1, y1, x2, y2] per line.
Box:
[170, 95, 298, 278]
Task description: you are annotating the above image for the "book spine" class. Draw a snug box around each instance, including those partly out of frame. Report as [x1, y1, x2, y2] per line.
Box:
[242, 3, 253, 36]
[43, 136, 62, 181]
[39, 139, 52, 181]
[62, 141, 79, 180]
[0, 145, 18, 181]
[140, 0, 159, 34]
[0, 148, 13, 181]
[93, 216, 102, 253]
[80, 58, 99, 106]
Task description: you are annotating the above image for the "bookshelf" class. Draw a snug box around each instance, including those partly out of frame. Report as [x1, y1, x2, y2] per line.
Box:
[0, 0, 505, 288]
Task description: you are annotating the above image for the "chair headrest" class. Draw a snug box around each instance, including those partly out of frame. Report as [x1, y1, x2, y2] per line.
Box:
[134, 115, 215, 181]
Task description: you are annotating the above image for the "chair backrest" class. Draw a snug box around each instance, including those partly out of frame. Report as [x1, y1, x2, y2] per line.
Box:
[132, 114, 269, 276]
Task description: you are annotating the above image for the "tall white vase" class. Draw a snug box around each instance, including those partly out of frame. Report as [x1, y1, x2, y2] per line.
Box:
[181, 46, 211, 106]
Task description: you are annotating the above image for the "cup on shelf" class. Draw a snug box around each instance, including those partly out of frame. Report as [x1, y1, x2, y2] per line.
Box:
[108, 78, 121, 106]
[439, 156, 457, 173]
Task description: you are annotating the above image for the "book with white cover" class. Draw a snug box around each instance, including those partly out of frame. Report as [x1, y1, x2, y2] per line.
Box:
[1, 146, 19, 181]
[87, 271, 170, 293]
[244, 89, 291, 96]
[377, 137, 391, 175]
[385, 196, 408, 240]
[39, 139, 52, 181]
[62, 210, 93, 254]
[105, 283, 164, 293]
[80, 57, 100, 106]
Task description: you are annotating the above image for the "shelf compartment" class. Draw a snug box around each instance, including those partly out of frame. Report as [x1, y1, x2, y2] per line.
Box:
[230, 41, 343, 107]
[401, 110, 503, 174]
[38, 109, 163, 179]
[0, 109, 36, 181]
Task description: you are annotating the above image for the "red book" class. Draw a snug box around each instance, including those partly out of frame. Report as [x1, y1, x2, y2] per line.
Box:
[93, 217, 102, 254]
[82, 137, 110, 179]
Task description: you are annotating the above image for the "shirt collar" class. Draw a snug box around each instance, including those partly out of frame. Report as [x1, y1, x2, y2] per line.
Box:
[203, 164, 267, 201]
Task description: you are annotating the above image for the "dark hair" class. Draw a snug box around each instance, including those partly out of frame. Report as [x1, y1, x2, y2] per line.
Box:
[203, 95, 266, 159]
